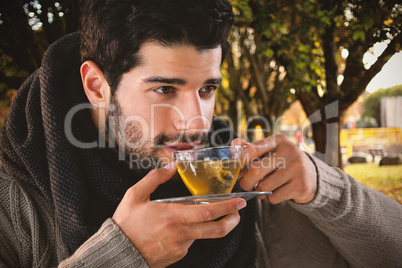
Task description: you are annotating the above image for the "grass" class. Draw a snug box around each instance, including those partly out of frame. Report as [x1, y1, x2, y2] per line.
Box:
[344, 163, 402, 204]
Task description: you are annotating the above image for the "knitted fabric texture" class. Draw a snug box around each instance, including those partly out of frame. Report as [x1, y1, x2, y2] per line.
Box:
[0, 32, 257, 267]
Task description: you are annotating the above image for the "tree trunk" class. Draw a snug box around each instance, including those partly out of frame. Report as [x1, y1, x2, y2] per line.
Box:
[311, 120, 341, 168]
[299, 96, 341, 168]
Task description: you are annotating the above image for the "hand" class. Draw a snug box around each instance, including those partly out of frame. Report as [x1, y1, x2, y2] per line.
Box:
[232, 135, 317, 204]
[112, 163, 247, 268]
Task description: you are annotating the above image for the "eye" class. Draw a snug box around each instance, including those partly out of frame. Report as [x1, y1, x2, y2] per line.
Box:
[154, 86, 176, 95]
[199, 86, 217, 95]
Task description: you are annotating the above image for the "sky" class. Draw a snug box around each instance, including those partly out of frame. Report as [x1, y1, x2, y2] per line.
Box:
[364, 42, 402, 93]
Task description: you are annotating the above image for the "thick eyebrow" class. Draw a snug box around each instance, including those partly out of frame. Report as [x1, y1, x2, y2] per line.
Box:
[204, 78, 222, 85]
[143, 76, 222, 86]
[143, 76, 186, 85]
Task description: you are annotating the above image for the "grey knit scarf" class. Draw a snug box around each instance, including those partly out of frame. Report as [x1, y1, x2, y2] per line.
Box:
[0, 32, 256, 267]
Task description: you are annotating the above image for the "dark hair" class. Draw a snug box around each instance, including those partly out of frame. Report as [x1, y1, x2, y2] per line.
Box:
[80, 0, 234, 95]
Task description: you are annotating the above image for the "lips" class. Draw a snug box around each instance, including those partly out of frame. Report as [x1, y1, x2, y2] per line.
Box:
[164, 142, 202, 152]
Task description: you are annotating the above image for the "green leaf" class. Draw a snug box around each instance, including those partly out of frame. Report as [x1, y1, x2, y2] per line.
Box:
[352, 30, 366, 41]
[263, 49, 274, 58]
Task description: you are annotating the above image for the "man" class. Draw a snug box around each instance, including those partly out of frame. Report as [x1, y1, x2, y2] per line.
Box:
[0, 0, 400, 267]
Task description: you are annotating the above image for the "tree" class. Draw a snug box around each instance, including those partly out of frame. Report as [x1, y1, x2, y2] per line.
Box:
[222, 0, 401, 167]
[217, 26, 294, 141]
[362, 85, 402, 126]
[2, 0, 401, 168]
[216, 0, 298, 142]
[0, 0, 83, 95]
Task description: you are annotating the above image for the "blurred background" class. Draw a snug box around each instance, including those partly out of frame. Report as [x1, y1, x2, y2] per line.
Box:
[0, 0, 401, 203]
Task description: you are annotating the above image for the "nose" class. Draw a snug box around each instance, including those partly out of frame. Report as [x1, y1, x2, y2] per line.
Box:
[173, 94, 209, 134]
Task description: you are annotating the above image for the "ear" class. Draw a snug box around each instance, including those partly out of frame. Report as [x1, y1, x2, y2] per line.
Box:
[80, 61, 110, 107]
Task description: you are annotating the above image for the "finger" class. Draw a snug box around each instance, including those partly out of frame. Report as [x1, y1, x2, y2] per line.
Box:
[267, 183, 294, 205]
[239, 154, 280, 191]
[265, 172, 314, 204]
[240, 135, 286, 169]
[186, 212, 241, 240]
[130, 162, 177, 201]
[231, 138, 248, 146]
[253, 168, 291, 193]
[177, 198, 246, 224]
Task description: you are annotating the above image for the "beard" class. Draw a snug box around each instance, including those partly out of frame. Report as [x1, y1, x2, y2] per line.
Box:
[105, 95, 208, 171]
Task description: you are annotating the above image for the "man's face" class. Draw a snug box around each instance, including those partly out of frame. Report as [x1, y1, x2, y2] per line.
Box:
[106, 43, 222, 170]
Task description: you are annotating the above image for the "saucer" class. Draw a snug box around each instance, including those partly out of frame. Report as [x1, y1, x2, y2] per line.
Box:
[151, 191, 272, 205]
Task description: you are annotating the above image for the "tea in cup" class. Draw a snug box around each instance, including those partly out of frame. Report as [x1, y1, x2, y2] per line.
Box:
[173, 146, 243, 195]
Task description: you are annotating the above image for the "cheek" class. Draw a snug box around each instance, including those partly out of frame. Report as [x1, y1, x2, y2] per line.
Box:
[150, 106, 176, 133]
[115, 101, 153, 140]
[202, 99, 215, 122]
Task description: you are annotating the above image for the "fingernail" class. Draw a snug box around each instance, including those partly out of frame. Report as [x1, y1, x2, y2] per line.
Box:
[164, 162, 176, 170]
[238, 200, 247, 210]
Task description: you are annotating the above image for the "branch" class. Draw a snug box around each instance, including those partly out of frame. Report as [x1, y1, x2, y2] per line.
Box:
[340, 34, 401, 111]
[296, 86, 321, 117]
[321, 17, 339, 99]
[225, 51, 253, 117]
[270, 74, 292, 117]
[244, 47, 270, 115]
[359, 35, 401, 90]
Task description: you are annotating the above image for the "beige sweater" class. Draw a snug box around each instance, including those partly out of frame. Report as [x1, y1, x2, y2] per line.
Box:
[0, 155, 401, 267]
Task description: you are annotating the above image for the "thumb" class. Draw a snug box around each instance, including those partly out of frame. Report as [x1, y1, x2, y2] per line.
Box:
[132, 162, 177, 201]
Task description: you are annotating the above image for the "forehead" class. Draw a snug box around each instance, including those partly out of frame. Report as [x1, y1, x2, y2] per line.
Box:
[134, 42, 222, 76]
